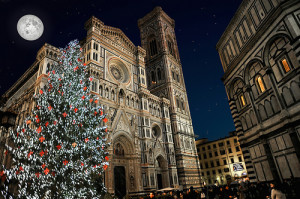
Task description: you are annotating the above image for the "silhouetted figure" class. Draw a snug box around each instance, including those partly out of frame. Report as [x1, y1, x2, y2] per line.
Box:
[248, 183, 257, 199]
[270, 182, 286, 199]
[218, 187, 224, 199]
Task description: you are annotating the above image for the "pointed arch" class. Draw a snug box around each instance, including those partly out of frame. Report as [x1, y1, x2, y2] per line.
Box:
[112, 133, 134, 155]
[99, 85, 103, 96]
[282, 87, 294, 106]
[147, 34, 158, 57]
[264, 100, 274, 118]
[290, 81, 300, 101]
[228, 77, 246, 99]
[243, 58, 264, 83]
[241, 117, 248, 131]
[270, 95, 280, 113]
[263, 33, 292, 68]
[258, 104, 267, 121]
[157, 68, 162, 80]
[111, 90, 115, 101]
[245, 114, 252, 128]
[249, 110, 257, 126]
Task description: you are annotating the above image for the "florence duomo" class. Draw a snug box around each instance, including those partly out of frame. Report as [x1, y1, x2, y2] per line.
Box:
[1, 0, 300, 199]
[0, 5, 200, 198]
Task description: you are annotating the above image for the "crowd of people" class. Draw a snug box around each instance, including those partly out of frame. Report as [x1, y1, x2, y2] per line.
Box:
[124, 178, 300, 199]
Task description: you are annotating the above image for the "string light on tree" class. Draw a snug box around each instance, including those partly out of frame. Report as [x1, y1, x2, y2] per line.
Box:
[0, 40, 109, 199]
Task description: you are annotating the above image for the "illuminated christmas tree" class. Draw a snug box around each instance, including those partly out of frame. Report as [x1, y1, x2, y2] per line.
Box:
[0, 40, 109, 198]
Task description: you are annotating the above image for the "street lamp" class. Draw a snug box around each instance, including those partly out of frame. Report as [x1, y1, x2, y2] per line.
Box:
[0, 111, 17, 129]
[0, 110, 17, 165]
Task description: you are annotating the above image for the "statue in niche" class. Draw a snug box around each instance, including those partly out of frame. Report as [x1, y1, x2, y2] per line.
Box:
[108, 108, 115, 121]
[131, 115, 138, 131]
[149, 149, 153, 162]
[114, 143, 124, 157]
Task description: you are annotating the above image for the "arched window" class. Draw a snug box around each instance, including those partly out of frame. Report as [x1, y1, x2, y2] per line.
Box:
[268, 37, 295, 77]
[239, 94, 246, 107]
[167, 37, 175, 58]
[46, 63, 50, 71]
[256, 76, 266, 93]
[232, 79, 247, 109]
[91, 81, 98, 92]
[176, 73, 180, 82]
[111, 90, 115, 101]
[151, 71, 156, 84]
[231, 79, 247, 110]
[148, 36, 158, 57]
[176, 98, 180, 109]
[181, 101, 185, 111]
[99, 85, 103, 96]
[127, 96, 130, 106]
[280, 58, 291, 73]
[105, 88, 109, 98]
[157, 68, 162, 80]
[149, 104, 152, 114]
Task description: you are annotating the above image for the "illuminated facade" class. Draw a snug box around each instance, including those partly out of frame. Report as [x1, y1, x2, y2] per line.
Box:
[0, 7, 200, 197]
[217, 0, 300, 182]
[196, 132, 247, 185]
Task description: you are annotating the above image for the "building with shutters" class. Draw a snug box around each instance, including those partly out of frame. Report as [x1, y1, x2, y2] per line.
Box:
[196, 131, 247, 185]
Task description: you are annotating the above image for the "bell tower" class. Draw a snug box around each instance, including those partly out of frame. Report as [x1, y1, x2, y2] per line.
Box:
[138, 7, 201, 189]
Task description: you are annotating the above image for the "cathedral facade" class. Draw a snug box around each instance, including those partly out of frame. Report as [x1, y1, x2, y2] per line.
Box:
[0, 7, 200, 197]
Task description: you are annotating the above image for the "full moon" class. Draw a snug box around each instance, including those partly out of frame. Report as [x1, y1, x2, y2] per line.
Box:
[17, 15, 44, 41]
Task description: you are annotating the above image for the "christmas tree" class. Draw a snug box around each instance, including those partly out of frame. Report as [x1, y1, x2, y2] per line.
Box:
[0, 40, 109, 198]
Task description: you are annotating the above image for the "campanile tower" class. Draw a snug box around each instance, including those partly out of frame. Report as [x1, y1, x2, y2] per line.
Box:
[138, 7, 201, 188]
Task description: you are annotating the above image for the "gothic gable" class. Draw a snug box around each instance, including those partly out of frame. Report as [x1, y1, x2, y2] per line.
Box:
[111, 109, 133, 135]
[101, 26, 136, 53]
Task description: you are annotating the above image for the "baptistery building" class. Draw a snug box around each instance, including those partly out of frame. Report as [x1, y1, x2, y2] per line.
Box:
[217, 0, 300, 183]
[0, 7, 201, 197]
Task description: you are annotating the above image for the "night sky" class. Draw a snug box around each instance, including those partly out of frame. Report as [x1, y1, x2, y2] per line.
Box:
[0, 0, 242, 141]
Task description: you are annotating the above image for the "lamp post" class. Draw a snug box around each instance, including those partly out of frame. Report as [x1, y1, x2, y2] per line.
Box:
[0, 110, 17, 129]
[0, 110, 17, 164]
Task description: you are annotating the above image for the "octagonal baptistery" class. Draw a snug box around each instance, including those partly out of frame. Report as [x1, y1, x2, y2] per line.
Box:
[217, 0, 300, 183]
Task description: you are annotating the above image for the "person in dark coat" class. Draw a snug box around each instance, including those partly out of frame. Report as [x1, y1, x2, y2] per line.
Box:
[223, 185, 233, 198]
[186, 186, 197, 199]
[218, 187, 224, 199]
